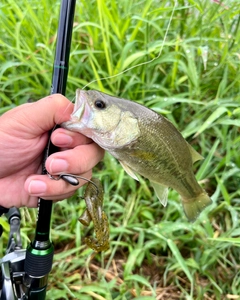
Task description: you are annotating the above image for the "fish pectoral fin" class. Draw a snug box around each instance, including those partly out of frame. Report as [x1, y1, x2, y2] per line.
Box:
[187, 143, 204, 164]
[151, 182, 168, 207]
[119, 161, 139, 181]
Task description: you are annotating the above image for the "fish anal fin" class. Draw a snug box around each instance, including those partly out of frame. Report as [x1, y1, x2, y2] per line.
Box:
[119, 161, 139, 181]
[187, 143, 204, 164]
[151, 182, 168, 207]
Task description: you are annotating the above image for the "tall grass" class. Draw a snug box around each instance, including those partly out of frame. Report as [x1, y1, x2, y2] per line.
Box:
[0, 0, 240, 299]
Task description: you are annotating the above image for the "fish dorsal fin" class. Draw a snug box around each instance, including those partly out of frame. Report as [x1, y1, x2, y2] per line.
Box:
[151, 182, 168, 207]
[119, 161, 139, 181]
[187, 143, 204, 164]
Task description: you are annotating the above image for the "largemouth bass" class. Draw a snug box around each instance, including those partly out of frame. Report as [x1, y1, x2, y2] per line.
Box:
[62, 89, 212, 221]
[79, 178, 109, 252]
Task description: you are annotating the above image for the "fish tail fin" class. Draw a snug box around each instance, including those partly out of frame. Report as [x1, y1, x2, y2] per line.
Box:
[182, 192, 212, 222]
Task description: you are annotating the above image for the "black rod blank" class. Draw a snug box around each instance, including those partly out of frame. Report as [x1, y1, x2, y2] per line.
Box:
[24, 1, 76, 298]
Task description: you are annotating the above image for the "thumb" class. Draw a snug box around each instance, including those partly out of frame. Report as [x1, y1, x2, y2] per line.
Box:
[28, 94, 74, 130]
[3, 94, 74, 136]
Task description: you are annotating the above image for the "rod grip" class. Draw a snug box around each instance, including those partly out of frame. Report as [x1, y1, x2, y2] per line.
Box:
[24, 244, 54, 277]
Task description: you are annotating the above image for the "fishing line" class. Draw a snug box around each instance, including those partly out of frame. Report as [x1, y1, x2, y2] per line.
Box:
[47, 172, 99, 193]
[81, 0, 178, 90]
[49, 1, 178, 187]
[55, 0, 178, 124]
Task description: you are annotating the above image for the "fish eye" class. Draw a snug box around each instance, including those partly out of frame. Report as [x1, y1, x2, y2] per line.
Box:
[94, 99, 106, 109]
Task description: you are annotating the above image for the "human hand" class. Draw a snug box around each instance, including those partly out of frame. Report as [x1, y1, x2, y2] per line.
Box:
[0, 94, 104, 208]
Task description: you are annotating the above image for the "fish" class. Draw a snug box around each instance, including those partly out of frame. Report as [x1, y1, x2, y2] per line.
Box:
[62, 89, 212, 221]
[79, 178, 109, 252]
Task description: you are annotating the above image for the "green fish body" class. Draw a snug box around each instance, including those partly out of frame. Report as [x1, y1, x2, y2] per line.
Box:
[62, 90, 212, 221]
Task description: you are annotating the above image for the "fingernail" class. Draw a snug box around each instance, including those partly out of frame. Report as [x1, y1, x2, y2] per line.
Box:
[50, 158, 69, 173]
[28, 180, 47, 194]
[52, 133, 73, 147]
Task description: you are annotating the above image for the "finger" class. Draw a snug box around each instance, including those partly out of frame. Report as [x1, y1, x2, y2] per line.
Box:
[45, 143, 104, 175]
[7, 94, 74, 137]
[34, 94, 74, 127]
[1, 94, 74, 139]
[51, 128, 92, 148]
[26, 190, 76, 208]
[24, 170, 92, 200]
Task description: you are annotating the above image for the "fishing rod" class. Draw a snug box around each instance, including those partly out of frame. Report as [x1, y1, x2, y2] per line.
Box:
[0, 0, 76, 299]
[24, 0, 76, 298]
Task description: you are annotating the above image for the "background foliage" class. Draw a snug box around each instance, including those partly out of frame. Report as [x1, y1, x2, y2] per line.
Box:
[0, 0, 239, 299]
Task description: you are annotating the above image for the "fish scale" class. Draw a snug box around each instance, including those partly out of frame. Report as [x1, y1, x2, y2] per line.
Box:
[62, 89, 212, 221]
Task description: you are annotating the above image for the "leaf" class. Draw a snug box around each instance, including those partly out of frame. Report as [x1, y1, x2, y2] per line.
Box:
[187, 0, 203, 13]
[218, 118, 240, 127]
[193, 107, 228, 137]
[125, 274, 153, 289]
[208, 238, 240, 244]
[124, 248, 143, 277]
[0, 61, 22, 78]
[167, 239, 193, 284]
[196, 139, 220, 180]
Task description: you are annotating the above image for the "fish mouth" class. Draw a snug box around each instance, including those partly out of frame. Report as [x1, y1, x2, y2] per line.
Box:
[61, 89, 87, 130]
[71, 89, 86, 120]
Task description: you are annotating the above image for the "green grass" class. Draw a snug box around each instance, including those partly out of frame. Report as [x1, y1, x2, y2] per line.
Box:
[0, 0, 240, 299]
